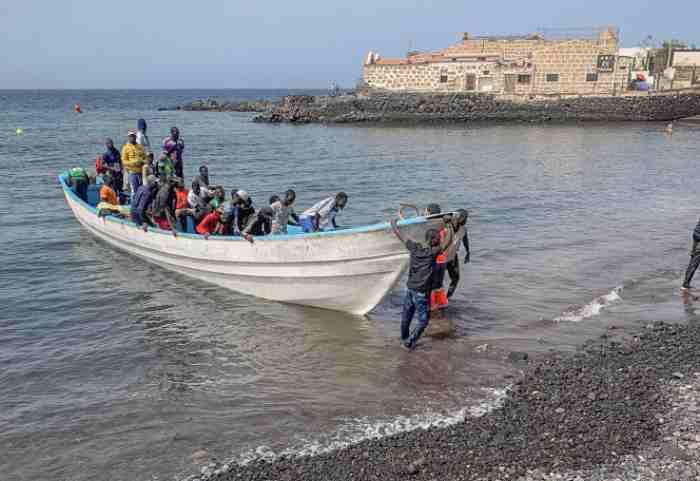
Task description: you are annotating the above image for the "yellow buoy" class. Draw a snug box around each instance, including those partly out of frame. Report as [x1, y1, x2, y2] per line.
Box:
[16, 128, 24, 135]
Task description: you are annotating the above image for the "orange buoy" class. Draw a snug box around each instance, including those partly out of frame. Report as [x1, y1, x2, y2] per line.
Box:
[74, 103, 82, 114]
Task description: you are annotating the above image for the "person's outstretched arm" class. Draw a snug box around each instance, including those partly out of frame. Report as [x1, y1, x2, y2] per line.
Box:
[463, 228, 470, 263]
[390, 218, 407, 245]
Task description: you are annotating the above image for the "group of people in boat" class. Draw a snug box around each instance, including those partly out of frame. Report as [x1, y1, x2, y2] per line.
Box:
[65, 118, 473, 352]
[66, 119, 349, 243]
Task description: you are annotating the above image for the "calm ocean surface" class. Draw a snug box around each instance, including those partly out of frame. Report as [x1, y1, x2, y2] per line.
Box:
[2, 89, 700, 481]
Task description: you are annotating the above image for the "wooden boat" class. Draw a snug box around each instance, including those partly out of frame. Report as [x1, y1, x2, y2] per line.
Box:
[60, 174, 446, 315]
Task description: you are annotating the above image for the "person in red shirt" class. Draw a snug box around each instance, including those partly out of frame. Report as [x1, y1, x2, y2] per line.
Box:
[196, 206, 224, 239]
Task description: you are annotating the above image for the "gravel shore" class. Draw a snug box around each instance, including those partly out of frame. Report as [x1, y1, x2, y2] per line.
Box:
[189, 322, 700, 481]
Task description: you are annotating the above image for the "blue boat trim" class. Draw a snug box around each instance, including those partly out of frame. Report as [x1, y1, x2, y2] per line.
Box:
[59, 173, 434, 241]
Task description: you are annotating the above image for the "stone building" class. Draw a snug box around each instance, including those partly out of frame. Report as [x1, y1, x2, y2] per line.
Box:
[364, 27, 632, 96]
[650, 49, 700, 90]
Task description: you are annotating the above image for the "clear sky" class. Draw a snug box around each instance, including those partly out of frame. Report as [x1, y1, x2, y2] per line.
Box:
[2, 0, 697, 89]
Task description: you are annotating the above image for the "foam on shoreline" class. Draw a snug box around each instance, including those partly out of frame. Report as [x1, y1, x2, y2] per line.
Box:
[554, 286, 623, 322]
[235, 386, 509, 466]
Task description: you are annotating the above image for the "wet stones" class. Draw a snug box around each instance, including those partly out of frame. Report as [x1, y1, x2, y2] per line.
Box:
[508, 351, 529, 363]
[178, 98, 280, 113]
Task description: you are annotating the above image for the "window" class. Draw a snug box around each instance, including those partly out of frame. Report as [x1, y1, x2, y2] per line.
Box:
[477, 56, 487, 61]
[546, 73, 559, 82]
[517, 74, 531, 84]
[597, 55, 616, 72]
[586, 73, 598, 82]
[439, 74, 448, 83]
[482, 70, 490, 76]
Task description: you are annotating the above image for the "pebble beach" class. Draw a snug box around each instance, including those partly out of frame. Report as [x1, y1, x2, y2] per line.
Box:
[191, 321, 700, 481]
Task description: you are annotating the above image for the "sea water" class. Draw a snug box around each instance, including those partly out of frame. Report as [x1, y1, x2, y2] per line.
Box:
[1, 89, 700, 481]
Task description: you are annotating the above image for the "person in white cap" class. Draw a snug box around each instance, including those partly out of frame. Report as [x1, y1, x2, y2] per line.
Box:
[223, 189, 254, 235]
[121, 130, 146, 197]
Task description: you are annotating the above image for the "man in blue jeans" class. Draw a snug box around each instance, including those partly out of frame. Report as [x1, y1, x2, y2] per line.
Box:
[391, 218, 452, 350]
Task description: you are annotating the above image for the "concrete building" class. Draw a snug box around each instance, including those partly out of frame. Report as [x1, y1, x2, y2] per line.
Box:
[648, 48, 700, 90]
[364, 27, 632, 96]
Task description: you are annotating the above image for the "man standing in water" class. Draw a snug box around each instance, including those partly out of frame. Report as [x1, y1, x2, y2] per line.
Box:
[445, 209, 471, 299]
[682, 216, 700, 291]
[391, 218, 451, 350]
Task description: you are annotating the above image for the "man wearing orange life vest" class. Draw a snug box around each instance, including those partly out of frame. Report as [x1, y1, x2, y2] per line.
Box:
[424, 204, 450, 310]
[426, 205, 471, 309]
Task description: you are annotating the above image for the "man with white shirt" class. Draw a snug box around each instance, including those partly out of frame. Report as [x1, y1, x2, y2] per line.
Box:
[136, 118, 151, 154]
[299, 192, 348, 233]
[270, 189, 299, 235]
[187, 179, 211, 224]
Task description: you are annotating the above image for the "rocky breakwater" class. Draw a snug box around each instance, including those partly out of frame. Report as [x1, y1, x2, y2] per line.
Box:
[171, 98, 280, 113]
[253, 89, 700, 123]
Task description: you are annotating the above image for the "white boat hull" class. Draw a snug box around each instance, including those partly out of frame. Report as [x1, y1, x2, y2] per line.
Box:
[61, 177, 445, 315]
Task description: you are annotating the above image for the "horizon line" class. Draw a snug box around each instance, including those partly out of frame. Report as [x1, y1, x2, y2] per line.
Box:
[0, 87, 331, 91]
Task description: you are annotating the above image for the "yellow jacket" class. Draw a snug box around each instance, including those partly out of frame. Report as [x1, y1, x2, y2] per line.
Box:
[121, 143, 146, 174]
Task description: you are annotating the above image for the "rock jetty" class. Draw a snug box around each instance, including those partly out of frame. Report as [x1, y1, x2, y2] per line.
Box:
[170, 98, 280, 113]
[252, 89, 700, 123]
[187, 321, 700, 481]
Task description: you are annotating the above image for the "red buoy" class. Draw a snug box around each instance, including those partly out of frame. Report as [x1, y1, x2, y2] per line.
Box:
[74, 103, 82, 114]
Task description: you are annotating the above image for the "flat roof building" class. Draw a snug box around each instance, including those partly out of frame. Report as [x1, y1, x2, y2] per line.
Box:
[363, 27, 632, 96]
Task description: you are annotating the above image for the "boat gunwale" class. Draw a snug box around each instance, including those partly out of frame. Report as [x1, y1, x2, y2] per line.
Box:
[59, 173, 440, 242]
[76, 212, 410, 268]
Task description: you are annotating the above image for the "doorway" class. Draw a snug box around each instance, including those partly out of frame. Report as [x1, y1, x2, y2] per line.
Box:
[465, 74, 477, 91]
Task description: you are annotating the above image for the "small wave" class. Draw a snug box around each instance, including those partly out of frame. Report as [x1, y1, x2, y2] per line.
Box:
[554, 286, 623, 323]
[235, 386, 509, 466]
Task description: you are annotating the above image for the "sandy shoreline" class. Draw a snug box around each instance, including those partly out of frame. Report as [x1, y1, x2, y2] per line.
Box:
[181, 321, 700, 481]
